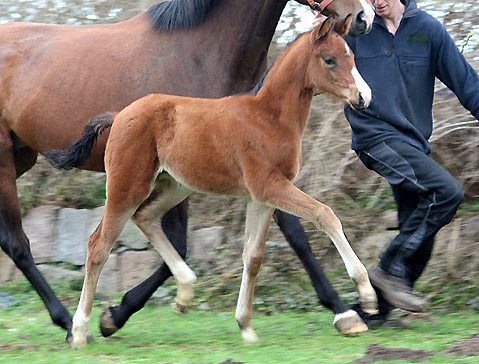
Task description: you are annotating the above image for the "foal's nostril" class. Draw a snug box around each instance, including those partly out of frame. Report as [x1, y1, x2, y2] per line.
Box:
[358, 93, 365, 108]
[351, 93, 366, 111]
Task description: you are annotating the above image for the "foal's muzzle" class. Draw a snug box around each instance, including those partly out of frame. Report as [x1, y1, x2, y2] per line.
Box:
[349, 91, 371, 111]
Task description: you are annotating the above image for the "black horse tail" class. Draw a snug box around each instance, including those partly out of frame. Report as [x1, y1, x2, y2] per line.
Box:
[44, 112, 116, 170]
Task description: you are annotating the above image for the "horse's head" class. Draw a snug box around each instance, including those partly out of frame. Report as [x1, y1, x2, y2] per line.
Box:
[295, 0, 375, 36]
[306, 15, 371, 110]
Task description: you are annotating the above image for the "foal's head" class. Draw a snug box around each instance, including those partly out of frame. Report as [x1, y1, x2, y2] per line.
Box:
[306, 16, 371, 110]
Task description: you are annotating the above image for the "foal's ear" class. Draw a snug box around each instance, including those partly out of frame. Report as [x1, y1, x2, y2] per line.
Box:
[334, 14, 352, 36]
[310, 15, 334, 45]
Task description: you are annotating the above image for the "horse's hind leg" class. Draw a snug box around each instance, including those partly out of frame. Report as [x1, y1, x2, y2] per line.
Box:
[235, 201, 274, 343]
[99, 200, 189, 338]
[72, 208, 130, 348]
[71, 146, 162, 348]
[131, 176, 196, 313]
[0, 129, 73, 339]
[273, 211, 367, 334]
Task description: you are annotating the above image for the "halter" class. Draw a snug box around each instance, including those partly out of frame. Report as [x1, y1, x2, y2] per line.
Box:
[306, 0, 336, 13]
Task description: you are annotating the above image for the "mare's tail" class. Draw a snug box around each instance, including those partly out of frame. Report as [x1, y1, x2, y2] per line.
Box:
[44, 112, 116, 170]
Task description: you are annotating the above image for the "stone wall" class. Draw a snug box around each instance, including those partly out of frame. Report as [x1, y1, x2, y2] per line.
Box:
[0, 206, 224, 293]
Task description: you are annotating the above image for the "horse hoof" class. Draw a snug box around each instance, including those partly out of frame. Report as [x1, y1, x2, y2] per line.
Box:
[99, 305, 120, 337]
[70, 334, 92, 349]
[361, 300, 379, 316]
[174, 302, 188, 315]
[65, 331, 73, 344]
[241, 328, 259, 344]
[71, 338, 87, 349]
[334, 310, 368, 335]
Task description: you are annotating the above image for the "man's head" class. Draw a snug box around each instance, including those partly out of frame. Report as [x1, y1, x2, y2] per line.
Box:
[371, 0, 404, 20]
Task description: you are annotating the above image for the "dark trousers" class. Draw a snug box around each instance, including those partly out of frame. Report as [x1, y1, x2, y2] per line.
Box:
[357, 139, 463, 285]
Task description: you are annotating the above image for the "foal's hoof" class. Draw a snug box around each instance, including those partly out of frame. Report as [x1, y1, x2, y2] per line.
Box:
[100, 305, 120, 337]
[174, 302, 188, 315]
[334, 310, 368, 335]
[361, 299, 379, 316]
[241, 328, 260, 344]
[68, 333, 95, 348]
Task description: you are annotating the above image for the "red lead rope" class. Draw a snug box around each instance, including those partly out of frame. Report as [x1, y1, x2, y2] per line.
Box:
[306, 0, 335, 13]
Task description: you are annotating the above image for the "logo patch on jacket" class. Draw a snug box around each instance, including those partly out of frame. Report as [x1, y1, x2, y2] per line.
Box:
[406, 34, 429, 45]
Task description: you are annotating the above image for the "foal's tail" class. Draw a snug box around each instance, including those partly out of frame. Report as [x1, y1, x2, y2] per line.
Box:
[44, 112, 116, 170]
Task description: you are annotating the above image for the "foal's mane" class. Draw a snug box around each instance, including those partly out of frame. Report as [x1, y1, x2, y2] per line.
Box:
[241, 33, 309, 96]
[147, 0, 223, 31]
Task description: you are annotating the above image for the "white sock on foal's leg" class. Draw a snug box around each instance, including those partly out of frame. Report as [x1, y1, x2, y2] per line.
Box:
[71, 304, 91, 348]
[173, 261, 197, 312]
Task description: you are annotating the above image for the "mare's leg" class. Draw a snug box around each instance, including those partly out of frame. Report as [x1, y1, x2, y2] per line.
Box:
[0, 131, 73, 339]
[250, 175, 378, 315]
[235, 201, 274, 343]
[14, 145, 38, 178]
[100, 200, 189, 338]
[273, 210, 367, 334]
[131, 177, 196, 313]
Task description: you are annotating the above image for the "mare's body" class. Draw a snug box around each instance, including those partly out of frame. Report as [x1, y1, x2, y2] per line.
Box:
[0, 0, 375, 341]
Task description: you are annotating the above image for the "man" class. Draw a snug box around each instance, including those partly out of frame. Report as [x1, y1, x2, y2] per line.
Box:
[343, 0, 479, 318]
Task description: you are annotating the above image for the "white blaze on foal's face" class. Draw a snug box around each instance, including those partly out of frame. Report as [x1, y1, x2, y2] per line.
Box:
[352, 66, 372, 106]
[344, 41, 371, 109]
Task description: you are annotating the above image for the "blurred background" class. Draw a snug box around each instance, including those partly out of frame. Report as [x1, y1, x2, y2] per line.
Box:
[1, 0, 478, 313]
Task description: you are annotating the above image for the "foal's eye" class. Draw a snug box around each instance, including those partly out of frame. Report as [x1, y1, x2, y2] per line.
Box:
[324, 58, 336, 66]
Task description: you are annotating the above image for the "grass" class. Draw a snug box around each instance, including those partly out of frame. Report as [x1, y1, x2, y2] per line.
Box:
[1, 292, 479, 364]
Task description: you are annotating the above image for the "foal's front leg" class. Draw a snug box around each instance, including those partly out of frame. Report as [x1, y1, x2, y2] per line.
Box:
[251, 175, 378, 315]
[274, 211, 367, 334]
[235, 201, 274, 343]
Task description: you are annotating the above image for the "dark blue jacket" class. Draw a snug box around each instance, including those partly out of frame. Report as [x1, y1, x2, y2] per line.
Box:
[344, 0, 479, 154]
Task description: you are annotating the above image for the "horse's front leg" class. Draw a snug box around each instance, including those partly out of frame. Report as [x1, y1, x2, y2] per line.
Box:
[252, 175, 378, 316]
[0, 130, 73, 341]
[100, 200, 189, 338]
[273, 210, 367, 334]
[235, 201, 274, 343]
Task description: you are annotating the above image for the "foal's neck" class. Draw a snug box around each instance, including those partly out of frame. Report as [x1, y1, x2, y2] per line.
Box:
[256, 36, 314, 135]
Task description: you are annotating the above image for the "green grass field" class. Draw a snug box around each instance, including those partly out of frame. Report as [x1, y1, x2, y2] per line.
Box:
[1, 294, 479, 364]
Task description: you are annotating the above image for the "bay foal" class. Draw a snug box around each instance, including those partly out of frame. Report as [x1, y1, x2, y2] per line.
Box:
[48, 16, 376, 348]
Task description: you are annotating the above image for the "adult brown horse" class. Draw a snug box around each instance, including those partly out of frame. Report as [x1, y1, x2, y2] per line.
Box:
[0, 0, 374, 342]
[47, 15, 376, 348]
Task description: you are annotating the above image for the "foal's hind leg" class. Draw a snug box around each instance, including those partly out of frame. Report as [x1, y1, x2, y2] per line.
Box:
[0, 130, 73, 339]
[250, 175, 378, 315]
[72, 210, 130, 348]
[235, 201, 274, 343]
[131, 176, 196, 313]
[72, 150, 162, 348]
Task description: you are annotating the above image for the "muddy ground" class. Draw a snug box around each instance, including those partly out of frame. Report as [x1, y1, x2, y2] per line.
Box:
[354, 334, 479, 363]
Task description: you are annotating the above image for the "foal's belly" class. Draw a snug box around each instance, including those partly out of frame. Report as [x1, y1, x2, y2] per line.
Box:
[163, 163, 249, 198]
